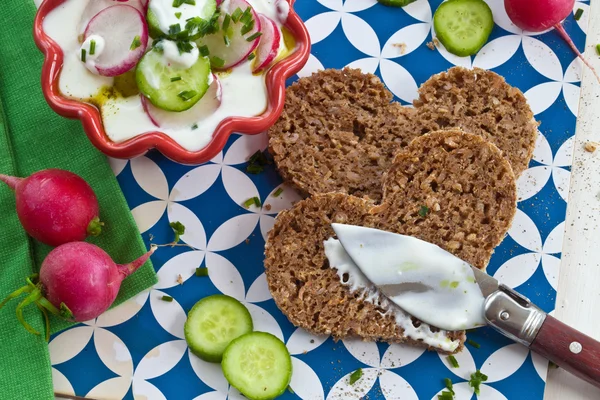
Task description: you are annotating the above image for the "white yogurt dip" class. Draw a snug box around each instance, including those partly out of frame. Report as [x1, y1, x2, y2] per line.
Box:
[324, 238, 461, 352]
[42, 0, 292, 152]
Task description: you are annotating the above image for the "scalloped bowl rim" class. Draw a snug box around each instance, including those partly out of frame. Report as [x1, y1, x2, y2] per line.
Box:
[33, 0, 311, 165]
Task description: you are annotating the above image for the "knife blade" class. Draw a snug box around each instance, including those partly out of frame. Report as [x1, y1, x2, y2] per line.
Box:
[331, 223, 600, 389]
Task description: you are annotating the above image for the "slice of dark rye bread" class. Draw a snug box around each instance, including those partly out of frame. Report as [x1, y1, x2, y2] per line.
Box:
[414, 67, 538, 178]
[264, 131, 516, 352]
[268, 67, 536, 201]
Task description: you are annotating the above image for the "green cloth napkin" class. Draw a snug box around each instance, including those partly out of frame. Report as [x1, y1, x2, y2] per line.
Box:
[0, 0, 158, 398]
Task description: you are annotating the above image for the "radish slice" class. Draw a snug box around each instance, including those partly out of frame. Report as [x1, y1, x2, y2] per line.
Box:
[252, 14, 281, 73]
[197, 0, 262, 69]
[142, 75, 222, 129]
[83, 5, 148, 77]
[77, 0, 145, 34]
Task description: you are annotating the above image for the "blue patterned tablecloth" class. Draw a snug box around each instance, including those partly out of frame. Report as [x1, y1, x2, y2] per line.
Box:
[49, 0, 590, 398]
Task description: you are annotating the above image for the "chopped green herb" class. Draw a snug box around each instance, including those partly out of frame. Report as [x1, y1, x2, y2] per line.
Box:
[192, 123, 198, 130]
[89, 40, 96, 55]
[349, 368, 363, 385]
[418, 205, 429, 217]
[450, 281, 459, 289]
[247, 52, 256, 61]
[81, 48, 87, 62]
[175, 12, 182, 19]
[224, 34, 231, 46]
[199, 45, 210, 56]
[243, 197, 261, 208]
[248, 150, 268, 165]
[596, 44, 600, 56]
[437, 391, 454, 400]
[222, 14, 231, 31]
[130, 35, 142, 50]
[273, 187, 284, 197]
[177, 40, 194, 54]
[444, 378, 455, 395]
[173, 0, 195, 7]
[178, 90, 198, 101]
[241, 19, 255, 35]
[239, 7, 252, 24]
[246, 164, 264, 174]
[186, 14, 221, 39]
[574, 8, 584, 21]
[169, 221, 186, 243]
[171, 76, 182, 82]
[467, 339, 481, 349]
[161, 295, 174, 302]
[468, 370, 488, 395]
[246, 32, 262, 42]
[231, 7, 243, 23]
[447, 355, 459, 368]
[195, 267, 208, 277]
[211, 56, 225, 68]
[169, 23, 182, 36]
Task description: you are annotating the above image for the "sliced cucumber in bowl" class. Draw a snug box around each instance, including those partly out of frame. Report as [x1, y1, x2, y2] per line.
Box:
[136, 40, 211, 112]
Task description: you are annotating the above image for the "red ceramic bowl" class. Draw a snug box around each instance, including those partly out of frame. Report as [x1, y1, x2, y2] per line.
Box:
[34, 0, 310, 164]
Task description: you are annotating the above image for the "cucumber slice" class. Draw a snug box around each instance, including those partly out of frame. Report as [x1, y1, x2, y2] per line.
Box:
[377, 0, 417, 7]
[433, 0, 493, 57]
[147, 0, 217, 38]
[184, 294, 253, 363]
[136, 44, 211, 112]
[222, 332, 292, 400]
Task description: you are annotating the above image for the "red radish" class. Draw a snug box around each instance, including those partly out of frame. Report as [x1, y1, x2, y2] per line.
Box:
[84, 5, 148, 77]
[252, 14, 281, 73]
[505, 0, 600, 83]
[142, 74, 222, 128]
[0, 169, 103, 247]
[77, 0, 146, 34]
[197, 0, 262, 69]
[0, 243, 155, 337]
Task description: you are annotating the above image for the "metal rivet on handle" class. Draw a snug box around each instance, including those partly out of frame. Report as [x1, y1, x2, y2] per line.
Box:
[569, 341, 583, 354]
[500, 311, 510, 320]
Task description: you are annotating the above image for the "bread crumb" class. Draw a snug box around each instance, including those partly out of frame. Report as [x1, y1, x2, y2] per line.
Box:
[265, 204, 272, 211]
[433, 38, 440, 46]
[176, 274, 183, 285]
[392, 43, 407, 55]
[584, 141, 599, 152]
[426, 41, 435, 50]
[245, 238, 250, 244]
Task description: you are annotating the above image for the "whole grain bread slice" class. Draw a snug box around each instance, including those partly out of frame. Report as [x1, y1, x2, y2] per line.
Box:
[414, 67, 538, 178]
[268, 68, 421, 203]
[374, 129, 517, 269]
[265, 130, 517, 352]
[264, 192, 466, 352]
[269, 67, 536, 201]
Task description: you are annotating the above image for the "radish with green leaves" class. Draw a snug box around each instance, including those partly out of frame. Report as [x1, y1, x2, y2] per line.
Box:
[0, 169, 102, 247]
[505, 0, 600, 82]
[0, 243, 155, 339]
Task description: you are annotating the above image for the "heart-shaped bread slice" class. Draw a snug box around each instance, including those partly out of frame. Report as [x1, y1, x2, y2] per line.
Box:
[264, 130, 516, 352]
[268, 67, 536, 202]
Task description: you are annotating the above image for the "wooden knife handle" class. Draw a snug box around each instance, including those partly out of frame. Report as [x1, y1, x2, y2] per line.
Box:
[530, 315, 600, 388]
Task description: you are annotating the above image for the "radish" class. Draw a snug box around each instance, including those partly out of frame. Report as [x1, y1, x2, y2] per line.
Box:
[252, 14, 281, 73]
[0, 169, 103, 247]
[142, 74, 222, 128]
[83, 5, 148, 77]
[197, 0, 262, 69]
[505, 0, 600, 83]
[0, 243, 155, 338]
[77, 0, 146, 35]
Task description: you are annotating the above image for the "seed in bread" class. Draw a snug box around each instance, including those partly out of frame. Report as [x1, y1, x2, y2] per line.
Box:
[268, 68, 421, 202]
[414, 66, 538, 178]
[374, 129, 517, 269]
[264, 192, 466, 352]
